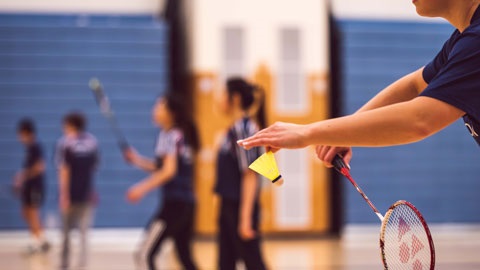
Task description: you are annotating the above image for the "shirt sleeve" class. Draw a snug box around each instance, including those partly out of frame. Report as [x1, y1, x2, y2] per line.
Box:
[420, 32, 480, 122]
[422, 31, 457, 84]
[155, 130, 179, 157]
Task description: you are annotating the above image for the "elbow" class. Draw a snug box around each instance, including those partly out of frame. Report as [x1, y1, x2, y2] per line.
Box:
[410, 116, 436, 141]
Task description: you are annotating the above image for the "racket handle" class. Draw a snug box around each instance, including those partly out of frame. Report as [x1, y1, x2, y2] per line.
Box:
[332, 154, 349, 173]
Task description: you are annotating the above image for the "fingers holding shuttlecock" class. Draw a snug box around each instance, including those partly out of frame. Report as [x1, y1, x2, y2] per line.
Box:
[249, 151, 284, 187]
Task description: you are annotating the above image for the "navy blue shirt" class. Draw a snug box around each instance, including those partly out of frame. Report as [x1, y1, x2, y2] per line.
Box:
[155, 128, 195, 202]
[23, 142, 45, 189]
[56, 132, 99, 203]
[421, 6, 480, 146]
[215, 117, 262, 201]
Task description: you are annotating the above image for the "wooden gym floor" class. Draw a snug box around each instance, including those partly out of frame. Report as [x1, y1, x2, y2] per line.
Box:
[1, 225, 479, 269]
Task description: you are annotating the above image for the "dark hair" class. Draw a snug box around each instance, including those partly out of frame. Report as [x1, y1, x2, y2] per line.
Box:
[164, 93, 201, 153]
[227, 77, 267, 129]
[17, 118, 36, 134]
[63, 112, 86, 131]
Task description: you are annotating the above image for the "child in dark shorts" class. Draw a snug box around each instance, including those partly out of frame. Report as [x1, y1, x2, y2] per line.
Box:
[14, 118, 50, 254]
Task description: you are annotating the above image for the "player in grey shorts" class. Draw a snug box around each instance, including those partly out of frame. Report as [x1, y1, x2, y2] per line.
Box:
[55, 112, 99, 270]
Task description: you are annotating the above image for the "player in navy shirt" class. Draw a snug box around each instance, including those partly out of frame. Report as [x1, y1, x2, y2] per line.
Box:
[123, 94, 199, 270]
[56, 112, 99, 270]
[14, 118, 50, 254]
[239, 1, 480, 167]
[215, 78, 267, 270]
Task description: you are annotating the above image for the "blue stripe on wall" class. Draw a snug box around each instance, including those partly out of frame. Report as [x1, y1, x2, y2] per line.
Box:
[339, 19, 480, 224]
[0, 14, 168, 229]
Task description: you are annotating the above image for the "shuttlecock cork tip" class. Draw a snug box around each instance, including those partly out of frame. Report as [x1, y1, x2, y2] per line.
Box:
[272, 176, 284, 187]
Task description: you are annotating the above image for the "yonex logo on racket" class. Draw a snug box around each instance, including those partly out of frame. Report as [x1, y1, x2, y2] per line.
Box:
[465, 123, 479, 137]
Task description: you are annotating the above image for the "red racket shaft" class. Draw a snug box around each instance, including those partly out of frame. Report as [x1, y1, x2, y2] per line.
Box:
[332, 155, 384, 221]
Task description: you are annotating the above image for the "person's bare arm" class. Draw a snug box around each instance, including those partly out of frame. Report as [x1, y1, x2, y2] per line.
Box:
[126, 154, 177, 203]
[239, 97, 464, 149]
[239, 170, 258, 240]
[58, 164, 70, 213]
[316, 67, 428, 165]
[356, 67, 428, 113]
[123, 148, 156, 172]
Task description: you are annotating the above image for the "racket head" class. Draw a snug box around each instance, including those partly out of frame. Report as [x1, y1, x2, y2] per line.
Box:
[380, 200, 435, 270]
[89, 78, 113, 117]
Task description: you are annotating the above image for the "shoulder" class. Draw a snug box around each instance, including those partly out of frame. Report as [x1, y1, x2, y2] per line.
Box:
[56, 136, 68, 148]
[450, 27, 480, 56]
[438, 29, 461, 53]
[232, 118, 259, 139]
[243, 118, 260, 135]
[160, 128, 183, 142]
[78, 132, 98, 147]
[84, 132, 98, 142]
[27, 143, 43, 158]
[170, 128, 184, 141]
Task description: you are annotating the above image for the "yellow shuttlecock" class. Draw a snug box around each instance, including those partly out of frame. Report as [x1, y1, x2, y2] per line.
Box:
[249, 151, 284, 186]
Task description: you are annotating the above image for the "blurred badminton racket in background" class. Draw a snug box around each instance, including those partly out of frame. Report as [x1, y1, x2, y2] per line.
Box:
[89, 78, 129, 151]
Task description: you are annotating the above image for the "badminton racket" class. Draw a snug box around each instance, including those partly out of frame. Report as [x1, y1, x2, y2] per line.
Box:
[332, 155, 435, 270]
[89, 78, 129, 151]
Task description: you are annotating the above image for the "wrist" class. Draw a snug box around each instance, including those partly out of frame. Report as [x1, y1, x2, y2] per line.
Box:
[302, 123, 316, 146]
[240, 212, 252, 222]
[137, 181, 150, 194]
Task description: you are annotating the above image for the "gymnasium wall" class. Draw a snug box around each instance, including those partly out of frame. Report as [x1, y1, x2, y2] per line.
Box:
[0, 13, 168, 229]
[335, 4, 480, 224]
[0, 0, 164, 14]
[1, 0, 479, 230]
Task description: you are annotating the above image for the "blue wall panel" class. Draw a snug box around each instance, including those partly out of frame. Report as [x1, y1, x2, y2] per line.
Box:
[339, 20, 480, 224]
[0, 14, 168, 229]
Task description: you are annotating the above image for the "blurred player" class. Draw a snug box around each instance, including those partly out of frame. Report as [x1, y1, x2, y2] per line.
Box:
[14, 118, 50, 254]
[214, 78, 267, 270]
[239, 1, 480, 165]
[55, 112, 99, 270]
[123, 94, 199, 270]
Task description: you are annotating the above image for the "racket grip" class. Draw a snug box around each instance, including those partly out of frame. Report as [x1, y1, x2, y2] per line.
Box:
[332, 154, 349, 173]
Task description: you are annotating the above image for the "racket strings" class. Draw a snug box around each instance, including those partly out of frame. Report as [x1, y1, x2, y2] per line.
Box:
[381, 204, 433, 270]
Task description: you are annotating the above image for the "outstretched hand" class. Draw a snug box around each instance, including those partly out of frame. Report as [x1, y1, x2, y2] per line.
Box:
[237, 122, 310, 152]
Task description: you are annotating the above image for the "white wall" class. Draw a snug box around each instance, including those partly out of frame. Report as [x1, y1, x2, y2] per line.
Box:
[0, 0, 164, 14]
[331, 0, 445, 22]
[191, 0, 329, 74]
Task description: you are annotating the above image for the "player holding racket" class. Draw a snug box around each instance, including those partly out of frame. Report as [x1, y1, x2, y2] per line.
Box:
[214, 78, 267, 270]
[14, 118, 50, 254]
[239, 0, 480, 164]
[123, 94, 199, 270]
